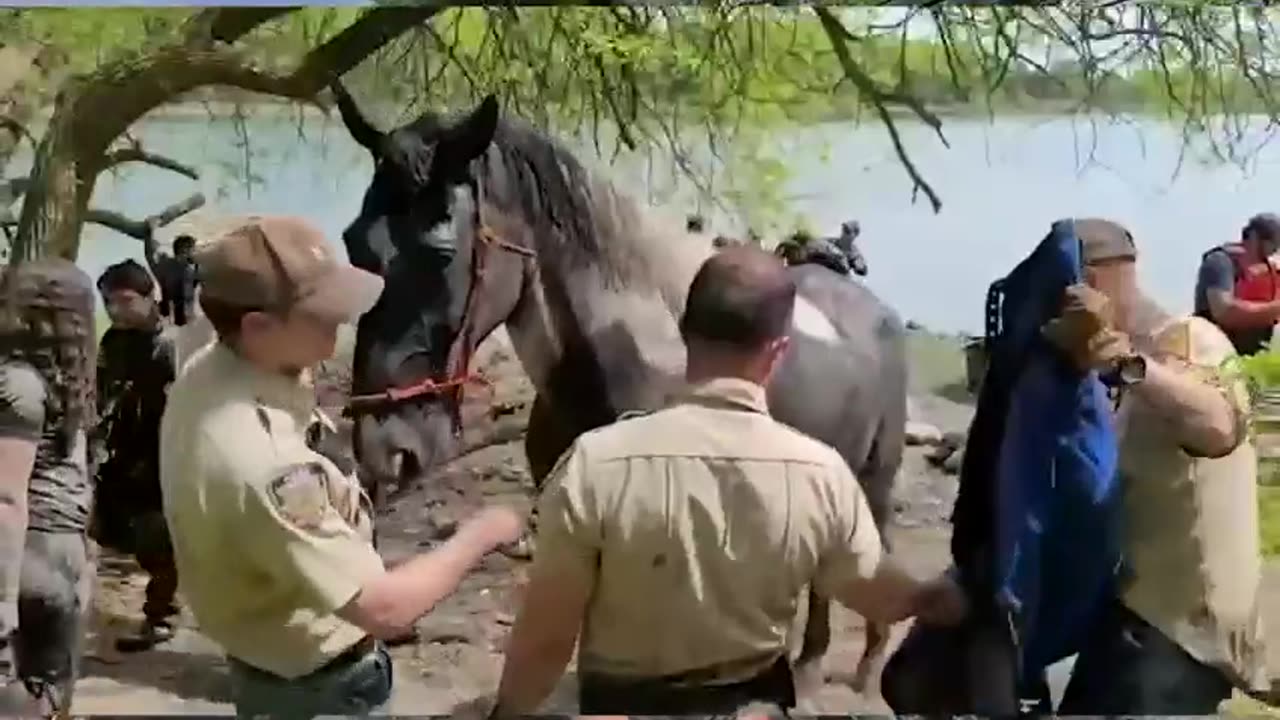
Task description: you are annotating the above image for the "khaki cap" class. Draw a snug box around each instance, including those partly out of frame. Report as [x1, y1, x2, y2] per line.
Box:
[1073, 217, 1137, 264]
[197, 215, 383, 323]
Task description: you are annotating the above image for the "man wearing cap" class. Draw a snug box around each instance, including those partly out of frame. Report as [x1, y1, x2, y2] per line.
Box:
[159, 215, 524, 717]
[1194, 213, 1280, 355]
[490, 246, 966, 717]
[1039, 218, 1267, 714]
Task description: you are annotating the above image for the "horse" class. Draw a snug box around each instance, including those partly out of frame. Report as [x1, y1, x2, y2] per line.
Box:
[332, 83, 909, 697]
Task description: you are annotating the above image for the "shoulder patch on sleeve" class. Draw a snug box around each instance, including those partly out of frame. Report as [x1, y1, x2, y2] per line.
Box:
[267, 463, 330, 530]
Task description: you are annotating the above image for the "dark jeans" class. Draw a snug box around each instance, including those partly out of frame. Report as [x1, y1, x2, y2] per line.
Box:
[228, 639, 392, 719]
[1059, 601, 1233, 715]
[7, 530, 91, 716]
[578, 656, 796, 715]
[131, 512, 178, 623]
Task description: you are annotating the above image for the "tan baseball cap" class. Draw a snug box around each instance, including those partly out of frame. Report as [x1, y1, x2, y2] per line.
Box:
[1074, 217, 1137, 264]
[196, 215, 384, 324]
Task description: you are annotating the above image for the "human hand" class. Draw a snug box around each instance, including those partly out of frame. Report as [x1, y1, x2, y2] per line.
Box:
[461, 505, 525, 550]
[1042, 284, 1132, 372]
[913, 573, 968, 627]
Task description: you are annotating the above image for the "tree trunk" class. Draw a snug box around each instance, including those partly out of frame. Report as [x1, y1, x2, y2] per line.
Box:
[0, 44, 66, 173]
[11, 92, 95, 261]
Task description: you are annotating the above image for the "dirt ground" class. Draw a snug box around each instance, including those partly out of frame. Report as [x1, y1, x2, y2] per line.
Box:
[72, 331, 1280, 715]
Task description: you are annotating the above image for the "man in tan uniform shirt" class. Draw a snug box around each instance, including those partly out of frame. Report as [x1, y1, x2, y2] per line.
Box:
[491, 246, 965, 716]
[1038, 219, 1268, 714]
[160, 216, 523, 718]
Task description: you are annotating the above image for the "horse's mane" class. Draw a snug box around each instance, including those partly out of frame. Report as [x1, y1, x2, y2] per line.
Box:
[465, 115, 707, 312]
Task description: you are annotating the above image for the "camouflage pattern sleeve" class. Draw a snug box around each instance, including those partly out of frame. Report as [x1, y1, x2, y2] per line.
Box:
[0, 362, 46, 442]
[1153, 317, 1251, 452]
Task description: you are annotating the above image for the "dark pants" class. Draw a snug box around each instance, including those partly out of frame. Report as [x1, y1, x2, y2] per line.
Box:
[228, 638, 392, 719]
[131, 512, 178, 623]
[1058, 601, 1233, 715]
[5, 530, 91, 716]
[578, 656, 796, 715]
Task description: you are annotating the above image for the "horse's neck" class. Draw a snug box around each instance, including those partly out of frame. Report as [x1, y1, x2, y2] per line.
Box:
[511, 177, 710, 415]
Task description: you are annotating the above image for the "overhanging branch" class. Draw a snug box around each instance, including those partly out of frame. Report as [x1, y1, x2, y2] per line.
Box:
[72, 5, 445, 152]
[84, 192, 205, 242]
[102, 147, 200, 180]
[815, 6, 946, 213]
[182, 7, 302, 49]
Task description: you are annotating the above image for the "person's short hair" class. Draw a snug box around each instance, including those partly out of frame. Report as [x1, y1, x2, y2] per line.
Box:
[173, 235, 197, 254]
[97, 259, 155, 298]
[199, 295, 261, 343]
[1243, 213, 1280, 244]
[680, 246, 796, 350]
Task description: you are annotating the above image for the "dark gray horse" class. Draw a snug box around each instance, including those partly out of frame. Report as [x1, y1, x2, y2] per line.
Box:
[333, 84, 908, 690]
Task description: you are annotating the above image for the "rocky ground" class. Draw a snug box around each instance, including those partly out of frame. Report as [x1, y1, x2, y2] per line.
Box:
[73, 329, 1280, 716]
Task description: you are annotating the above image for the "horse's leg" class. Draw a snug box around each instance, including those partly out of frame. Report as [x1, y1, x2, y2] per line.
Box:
[850, 347, 908, 695]
[850, 466, 896, 694]
[525, 392, 575, 491]
[795, 589, 832, 694]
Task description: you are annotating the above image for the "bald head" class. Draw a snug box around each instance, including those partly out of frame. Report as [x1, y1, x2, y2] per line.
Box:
[681, 245, 796, 351]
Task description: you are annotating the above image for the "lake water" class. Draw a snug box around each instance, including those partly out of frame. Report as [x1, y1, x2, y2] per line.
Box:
[12, 107, 1280, 334]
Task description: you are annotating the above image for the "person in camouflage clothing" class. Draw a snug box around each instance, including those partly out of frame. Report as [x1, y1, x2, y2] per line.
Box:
[0, 258, 97, 717]
[774, 221, 868, 278]
[93, 260, 179, 652]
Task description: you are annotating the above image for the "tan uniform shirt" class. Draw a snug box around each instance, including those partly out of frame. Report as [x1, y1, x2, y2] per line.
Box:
[159, 343, 383, 679]
[1118, 315, 1268, 691]
[534, 378, 883, 683]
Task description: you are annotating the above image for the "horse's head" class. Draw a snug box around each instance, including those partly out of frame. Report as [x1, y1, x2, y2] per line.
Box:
[334, 83, 526, 492]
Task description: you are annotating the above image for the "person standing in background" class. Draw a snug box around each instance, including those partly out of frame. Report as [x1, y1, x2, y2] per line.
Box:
[144, 233, 200, 328]
[92, 260, 180, 652]
[0, 259, 97, 718]
[1194, 213, 1280, 355]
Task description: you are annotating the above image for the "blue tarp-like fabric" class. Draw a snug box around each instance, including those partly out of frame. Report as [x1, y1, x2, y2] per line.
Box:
[990, 218, 1123, 682]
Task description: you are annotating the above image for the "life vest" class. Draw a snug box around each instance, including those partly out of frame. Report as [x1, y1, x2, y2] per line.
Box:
[1208, 243, 1279, 303]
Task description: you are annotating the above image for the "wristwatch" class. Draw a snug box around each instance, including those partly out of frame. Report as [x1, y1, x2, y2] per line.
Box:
[1103, 353, 1147, 387]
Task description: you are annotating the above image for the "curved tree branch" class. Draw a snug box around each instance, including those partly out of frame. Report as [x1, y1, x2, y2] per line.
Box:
[182, 7, 301, 49]
[102, 147, 200, 180]
[815, 5, 946, 212]
[84, 192, 205, 242]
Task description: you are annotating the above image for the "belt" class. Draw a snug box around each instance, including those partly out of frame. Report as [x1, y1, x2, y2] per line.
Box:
[233, 635, 380, 683]
[578, 655, 795, 715]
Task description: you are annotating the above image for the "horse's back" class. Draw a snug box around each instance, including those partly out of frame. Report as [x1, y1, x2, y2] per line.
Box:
[768, 266, 907, 517]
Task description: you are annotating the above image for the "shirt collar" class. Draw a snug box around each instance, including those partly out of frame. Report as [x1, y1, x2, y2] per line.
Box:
[210, 343, 315, 420]
[681, 377, 769, 415]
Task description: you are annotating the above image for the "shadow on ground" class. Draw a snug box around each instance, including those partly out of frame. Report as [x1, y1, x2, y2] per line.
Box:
[83, 606, 233, 705]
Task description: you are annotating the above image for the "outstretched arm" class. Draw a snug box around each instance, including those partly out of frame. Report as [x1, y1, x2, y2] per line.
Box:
[1201, 252, 1280, 330]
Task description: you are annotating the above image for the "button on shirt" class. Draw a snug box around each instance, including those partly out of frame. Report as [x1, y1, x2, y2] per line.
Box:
[533, 378, 884, 683]
[159, 343, 383, 679]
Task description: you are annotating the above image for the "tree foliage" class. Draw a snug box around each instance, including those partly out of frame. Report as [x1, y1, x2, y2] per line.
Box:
[4, 3, 1280, 258]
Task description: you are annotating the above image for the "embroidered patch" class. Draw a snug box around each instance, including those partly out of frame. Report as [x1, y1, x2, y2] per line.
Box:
[267, 463, 330, 530]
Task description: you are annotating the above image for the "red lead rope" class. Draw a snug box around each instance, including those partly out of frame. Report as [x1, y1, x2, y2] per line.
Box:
[343, 223, 533, 422]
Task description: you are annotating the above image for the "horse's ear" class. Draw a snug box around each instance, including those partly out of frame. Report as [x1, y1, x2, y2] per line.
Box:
[449, 94, 499, 162]
[331, 80, 384, 155]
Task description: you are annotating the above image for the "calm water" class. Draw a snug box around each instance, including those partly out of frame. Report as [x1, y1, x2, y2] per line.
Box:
[12, 108, 1280, 334]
